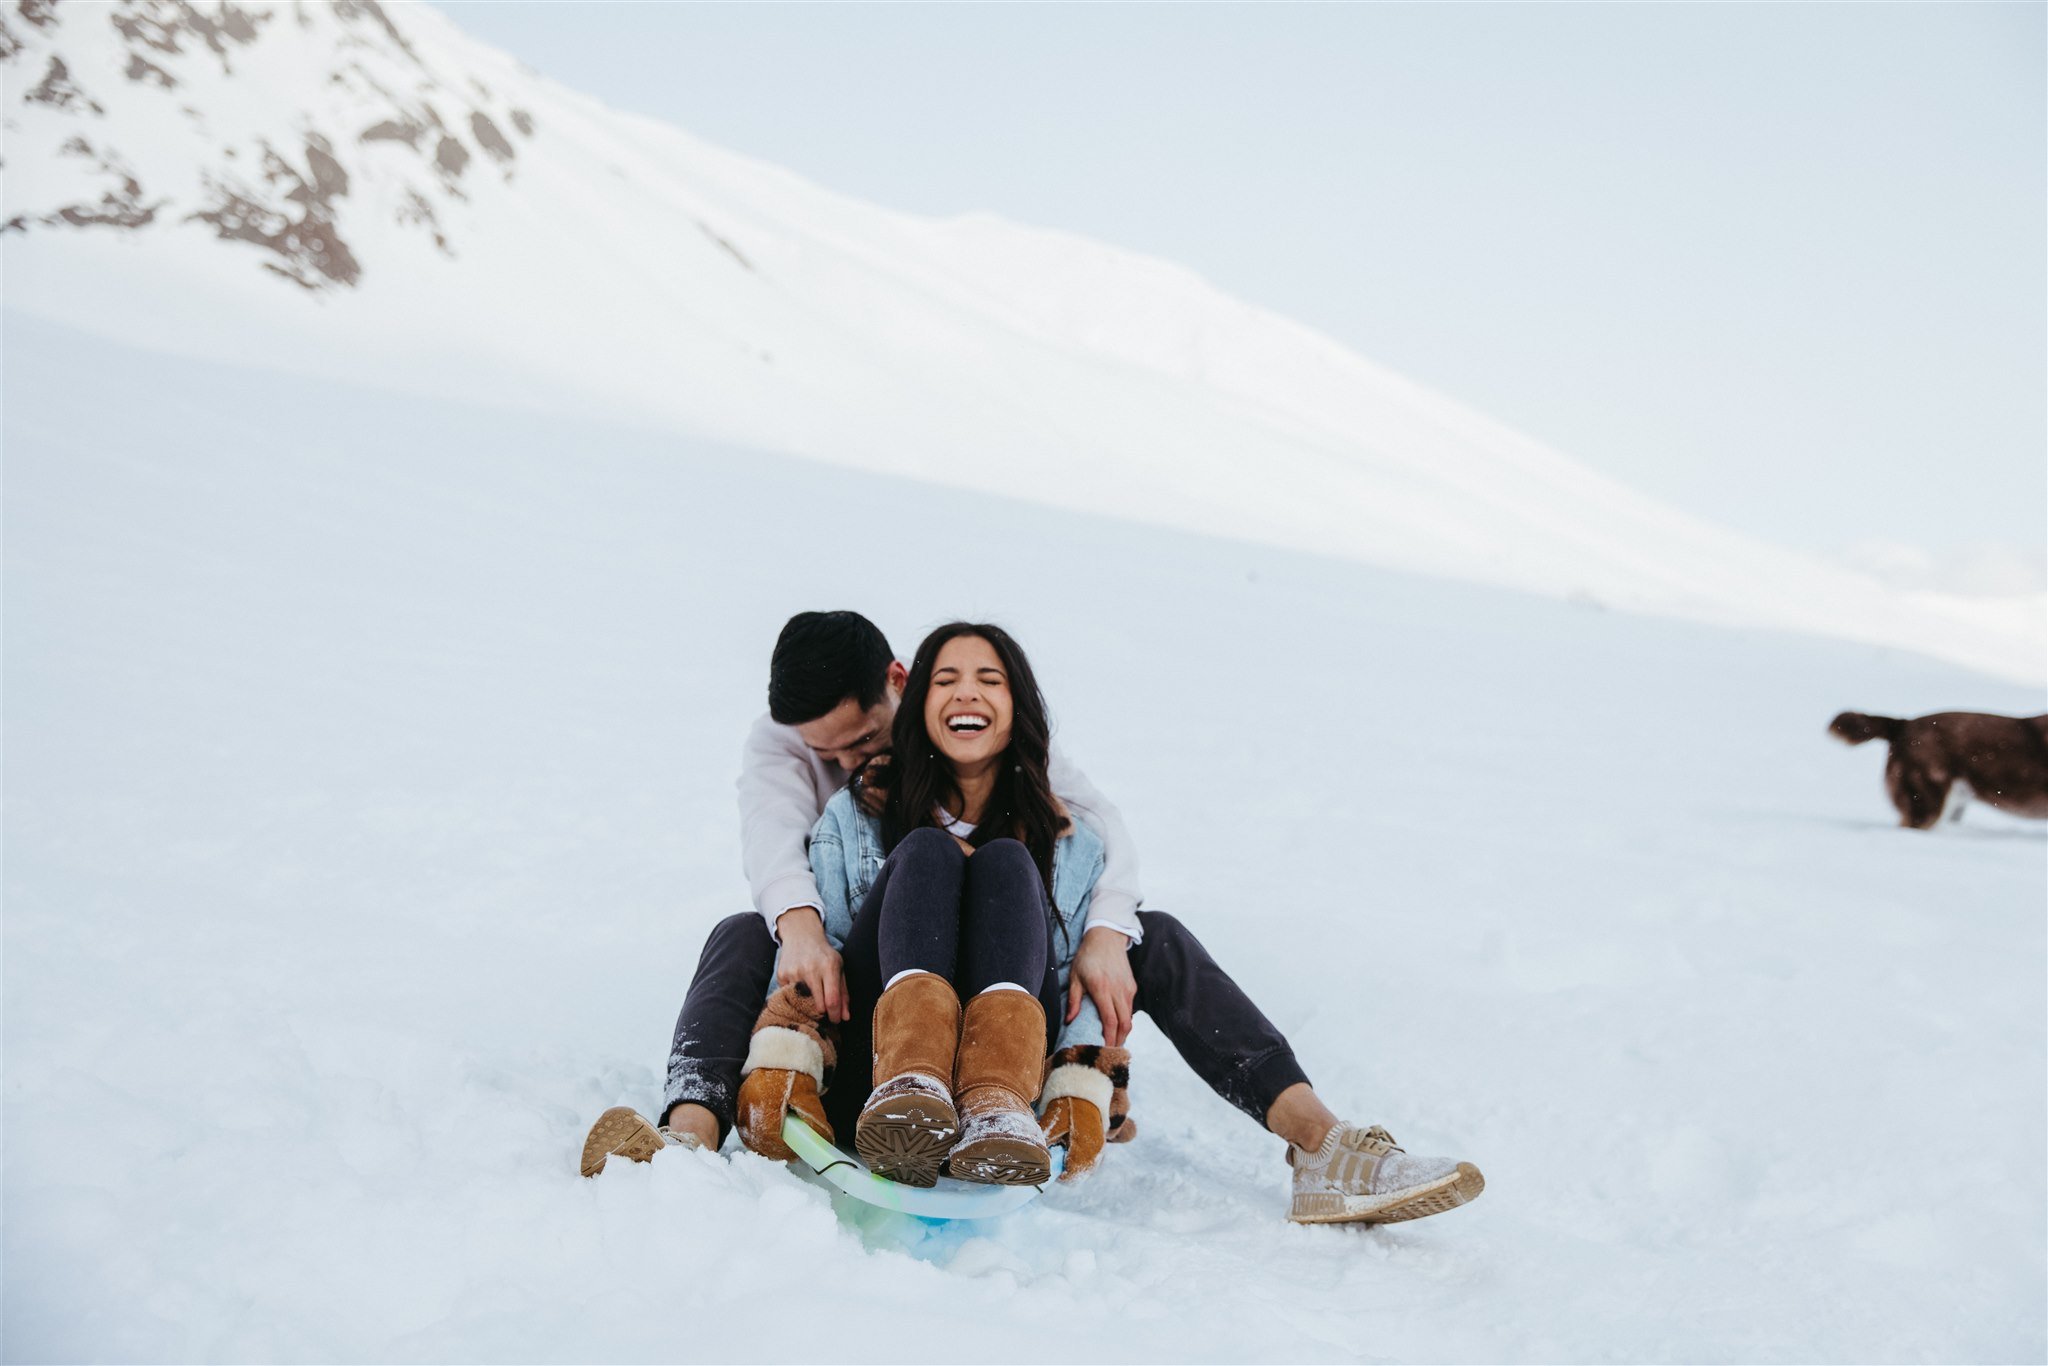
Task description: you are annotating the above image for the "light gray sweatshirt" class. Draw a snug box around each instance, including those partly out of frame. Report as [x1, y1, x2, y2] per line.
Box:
[736, 711, 1144, 943]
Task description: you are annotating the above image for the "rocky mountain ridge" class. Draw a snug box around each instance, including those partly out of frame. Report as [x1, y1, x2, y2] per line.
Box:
[3, 0, 531, 288]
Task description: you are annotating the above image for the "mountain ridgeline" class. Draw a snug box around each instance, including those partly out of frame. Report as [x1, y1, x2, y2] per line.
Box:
[3, 0, 2039, 685]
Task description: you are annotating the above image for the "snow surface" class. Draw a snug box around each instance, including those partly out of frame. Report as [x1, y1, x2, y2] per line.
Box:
[5, 315, 2044, 1363]
[2, 0, 2040, 684]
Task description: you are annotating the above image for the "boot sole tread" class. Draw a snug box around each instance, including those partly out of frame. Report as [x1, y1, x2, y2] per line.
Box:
[948, 1135, 1052, 1187]
[854, 1095, 958, 1188]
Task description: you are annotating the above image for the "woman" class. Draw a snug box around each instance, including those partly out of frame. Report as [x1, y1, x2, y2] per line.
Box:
[765, 621, 1105, 1186]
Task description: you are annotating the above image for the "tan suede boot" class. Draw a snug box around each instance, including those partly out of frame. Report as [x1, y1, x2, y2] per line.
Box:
[948, 989, 1052, 1186]
[732, 983, 840, 1161]
[854, 972, 962, 1187]
[1037, 1044, 1134, 1181]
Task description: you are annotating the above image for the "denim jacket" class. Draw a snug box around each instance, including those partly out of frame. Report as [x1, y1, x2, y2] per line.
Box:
[804, 787, 1108, 1051]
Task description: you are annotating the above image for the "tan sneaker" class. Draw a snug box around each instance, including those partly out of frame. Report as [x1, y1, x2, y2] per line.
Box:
[1287, 1122, 1484, 1225]
[579, 1105, 702, 1177]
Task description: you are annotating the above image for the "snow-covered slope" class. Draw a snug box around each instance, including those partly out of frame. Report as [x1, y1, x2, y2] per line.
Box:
[3, 0, 2039, 683]
[6, 315, 2044, 1364]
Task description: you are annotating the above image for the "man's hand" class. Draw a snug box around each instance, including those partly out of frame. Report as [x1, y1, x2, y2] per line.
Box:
[774, 907, 848, 1023]
[1066, 925, 1137, 1047]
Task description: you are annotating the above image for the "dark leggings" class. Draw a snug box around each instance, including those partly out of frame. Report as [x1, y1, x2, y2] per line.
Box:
[661, 895, 1309, 1145]
[827, 828, 1063, 1139]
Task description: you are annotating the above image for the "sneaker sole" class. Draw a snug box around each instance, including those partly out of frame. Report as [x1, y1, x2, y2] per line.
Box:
[948, 1135, 1053, 1187]
[854, 1094, 959, 1189]
[1289, 1161, 1485, 1225]
[580, 1106, 661, 1178]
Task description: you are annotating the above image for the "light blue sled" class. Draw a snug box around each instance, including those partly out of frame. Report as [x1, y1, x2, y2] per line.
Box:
[780, 1114, 1062, 1219]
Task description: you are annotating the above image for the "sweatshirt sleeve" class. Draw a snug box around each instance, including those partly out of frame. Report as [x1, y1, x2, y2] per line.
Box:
[1047, 742, 1145, 944]
[737, 713, 827, 942]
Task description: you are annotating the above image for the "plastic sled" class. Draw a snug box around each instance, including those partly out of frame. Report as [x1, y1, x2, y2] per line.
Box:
[781, 1113, 1062, 1219]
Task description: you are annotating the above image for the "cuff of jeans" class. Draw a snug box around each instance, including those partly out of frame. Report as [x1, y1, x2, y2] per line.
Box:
[1247, 1048, 1311, 1125]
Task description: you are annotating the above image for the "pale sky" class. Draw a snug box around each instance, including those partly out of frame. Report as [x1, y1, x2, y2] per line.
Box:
[442, 1, 2045, 578]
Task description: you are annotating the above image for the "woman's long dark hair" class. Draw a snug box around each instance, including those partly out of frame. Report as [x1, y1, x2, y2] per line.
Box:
[876, 622, 1066, 913]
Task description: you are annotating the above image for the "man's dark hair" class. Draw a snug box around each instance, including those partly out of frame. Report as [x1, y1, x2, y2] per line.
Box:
[768, 611, 895, 725]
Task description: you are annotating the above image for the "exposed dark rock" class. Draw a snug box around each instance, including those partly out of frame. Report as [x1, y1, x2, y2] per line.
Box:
[469, 110, 512, 163]
[53, 192, 158, 228]
[114, 6, 179, 53]
[112, 0, 269, 72]
[125, 52, 177, 87]
[433, 133, 467, 178]
[26, 56, 104, 113]
[0, 16, 22, 60]
[255, 133, 348, 212]
[358, 117, 419, 148]
[300, 135, 347, 200]
[190, 184, 360, 288]
[332, 0, 418, 64]
[31, 143, 161, 228]
[17, 0, 55, 30]
[218, 4, 259, 44]
[510, 108, 534, 137]
[2, 215, 25, 232]
[395, 186, 447, 253]
[187, 133, 359, 289]
[260, 261, 319, 289]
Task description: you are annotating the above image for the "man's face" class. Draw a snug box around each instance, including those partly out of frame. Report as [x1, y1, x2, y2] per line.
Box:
[793, 660, 908, 771]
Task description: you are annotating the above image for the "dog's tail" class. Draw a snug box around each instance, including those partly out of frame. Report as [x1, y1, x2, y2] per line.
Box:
[1828, 711, 1902, 745]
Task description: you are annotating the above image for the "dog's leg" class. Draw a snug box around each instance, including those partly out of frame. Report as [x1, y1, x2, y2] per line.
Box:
[1887, 752, 1949, 829]
[1884, 754, 1916, 827]
[1907, 774, 1951, 830]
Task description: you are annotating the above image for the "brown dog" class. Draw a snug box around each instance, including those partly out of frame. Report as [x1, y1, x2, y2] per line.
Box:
[1829, 710, 2048, 828]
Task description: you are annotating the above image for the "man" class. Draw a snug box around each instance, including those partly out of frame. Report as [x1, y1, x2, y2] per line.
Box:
[583, 612, 1484, 1227]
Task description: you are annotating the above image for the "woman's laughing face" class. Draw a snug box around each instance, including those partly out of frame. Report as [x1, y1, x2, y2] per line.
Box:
[924, 633, 1013, 769]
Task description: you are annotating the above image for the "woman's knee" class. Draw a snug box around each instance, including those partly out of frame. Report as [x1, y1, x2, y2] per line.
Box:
[968, 836, 1034, 870]
[893, 825, 966, 867]
[965, 838, 1039, 894]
